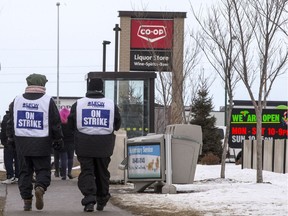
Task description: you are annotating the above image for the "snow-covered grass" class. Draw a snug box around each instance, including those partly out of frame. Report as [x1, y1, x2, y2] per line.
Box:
[110, 164, 288, 216]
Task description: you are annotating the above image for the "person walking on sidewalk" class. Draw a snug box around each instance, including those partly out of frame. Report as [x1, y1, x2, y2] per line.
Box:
[54, 107, 75, 180]
[6, 73, 64, 211]
[68, 78, 121, 212]
[1, 110, 19, 184]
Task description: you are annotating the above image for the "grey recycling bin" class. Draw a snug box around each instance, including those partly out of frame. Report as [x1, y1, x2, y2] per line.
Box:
[122, 124, 202, 192]
[166, 124, 202, 184]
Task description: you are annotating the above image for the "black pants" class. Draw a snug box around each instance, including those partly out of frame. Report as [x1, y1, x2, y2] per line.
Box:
[77, 156, 111, 206]
[4, 145, 19, 179]
[18, 155, 51, 199]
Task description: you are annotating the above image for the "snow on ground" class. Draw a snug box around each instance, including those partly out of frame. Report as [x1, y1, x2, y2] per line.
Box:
[112, 164, 288, 216]
[177, 164, 287, 215]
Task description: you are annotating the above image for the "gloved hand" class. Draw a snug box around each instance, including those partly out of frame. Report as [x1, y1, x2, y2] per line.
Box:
[7, 137, 15, 149]
[52, 139, 64, 151]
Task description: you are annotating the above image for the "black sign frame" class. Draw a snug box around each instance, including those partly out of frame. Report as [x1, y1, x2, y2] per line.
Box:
[130, 50, 172, 71]
[229, 108, 288, 148]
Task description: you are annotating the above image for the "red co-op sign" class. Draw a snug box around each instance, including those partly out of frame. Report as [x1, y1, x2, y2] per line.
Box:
[131, 19, 173, 49]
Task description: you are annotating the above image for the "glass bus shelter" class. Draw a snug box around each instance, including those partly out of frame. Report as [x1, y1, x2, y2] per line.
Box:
[86, 72, 156, 138]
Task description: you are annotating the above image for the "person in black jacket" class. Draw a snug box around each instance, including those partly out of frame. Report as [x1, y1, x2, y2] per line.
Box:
[54, 107, 75, 180]
[6, 73, 64, 211]
[68, 78, 121, 212]
[0, 110, 19, 184]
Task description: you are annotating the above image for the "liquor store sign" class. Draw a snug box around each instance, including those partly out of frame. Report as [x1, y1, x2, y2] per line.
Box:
[131, 19, 173, 49]
[229, 108, 288, 148]
[130, 50, 171, 71]
[130, 19, 173, 71]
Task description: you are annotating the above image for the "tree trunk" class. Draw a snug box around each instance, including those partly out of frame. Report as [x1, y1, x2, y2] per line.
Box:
[220, 101, 233, 178]
[255, 106, 263, 183]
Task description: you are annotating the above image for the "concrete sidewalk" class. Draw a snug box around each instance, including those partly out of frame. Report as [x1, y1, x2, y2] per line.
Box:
[2, 177, 134, 216]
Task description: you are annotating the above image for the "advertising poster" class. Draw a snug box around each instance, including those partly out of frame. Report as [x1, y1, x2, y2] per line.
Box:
[127, 143, 161, 179]
[229, 108, 288, 148]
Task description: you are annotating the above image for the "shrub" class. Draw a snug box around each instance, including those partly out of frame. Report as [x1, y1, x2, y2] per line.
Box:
[200, 152, 220, 165]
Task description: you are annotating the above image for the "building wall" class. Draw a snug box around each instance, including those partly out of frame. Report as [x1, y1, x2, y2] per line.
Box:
[171, 17, 185, 124]
[119, 16, 131, 71]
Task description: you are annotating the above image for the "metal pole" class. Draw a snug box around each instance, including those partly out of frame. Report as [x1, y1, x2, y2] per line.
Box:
[113, 24, 121, 104]
[165, 133, 172, 185]
[102, 43, 106, 72]
[113, 24, 121, 72]
[162, 130, 176, 194]
[102, 40, 111, 72]
[56, 2, 60, 109]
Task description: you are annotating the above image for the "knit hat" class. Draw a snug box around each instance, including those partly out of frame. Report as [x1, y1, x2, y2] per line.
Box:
[26, 73, 48, 86]
[59, 107, 70, 124]
[87, 78, 103, 91]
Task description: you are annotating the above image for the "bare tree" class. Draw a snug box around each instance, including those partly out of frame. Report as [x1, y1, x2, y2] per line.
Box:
[191, 0, 241, 178]
[182, 35, 202, 124]
[154, 32, 201, 132]
[231, 0, 288, 183]
[154, 70, 172, 133]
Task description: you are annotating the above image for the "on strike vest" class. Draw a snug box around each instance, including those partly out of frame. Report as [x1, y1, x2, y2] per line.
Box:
[13, 94, 50, 137]
[76, 97, 115, 135]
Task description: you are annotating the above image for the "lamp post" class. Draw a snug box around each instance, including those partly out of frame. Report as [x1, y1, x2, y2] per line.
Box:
[113, 24, 121, 104]
[113, 24, 121, 72]
[102, 40, 111, 72]
[56, 2, 60, 109]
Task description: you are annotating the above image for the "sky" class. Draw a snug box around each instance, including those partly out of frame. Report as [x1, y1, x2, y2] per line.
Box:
[111, 163, 288, 216]
[0, 0, 287, 119]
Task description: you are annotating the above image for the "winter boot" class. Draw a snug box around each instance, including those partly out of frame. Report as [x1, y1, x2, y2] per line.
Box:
[54, 169, 59, 177]
[84, 203, 94, 212]
[67, 173, 74, 179]
[35, 186, 45, 210]
[96, 194, 111, 211]
[23, 199, 32, 211]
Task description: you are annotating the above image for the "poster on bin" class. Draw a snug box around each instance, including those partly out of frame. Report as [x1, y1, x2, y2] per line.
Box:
[128, 144, 161, 179]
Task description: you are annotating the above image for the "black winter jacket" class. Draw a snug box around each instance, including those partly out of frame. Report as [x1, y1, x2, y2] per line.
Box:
[68, 91, 121, 158]
[0, 112, 9, 145]
[60, 122, 74, 152]
[7, 93, 63, 156]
